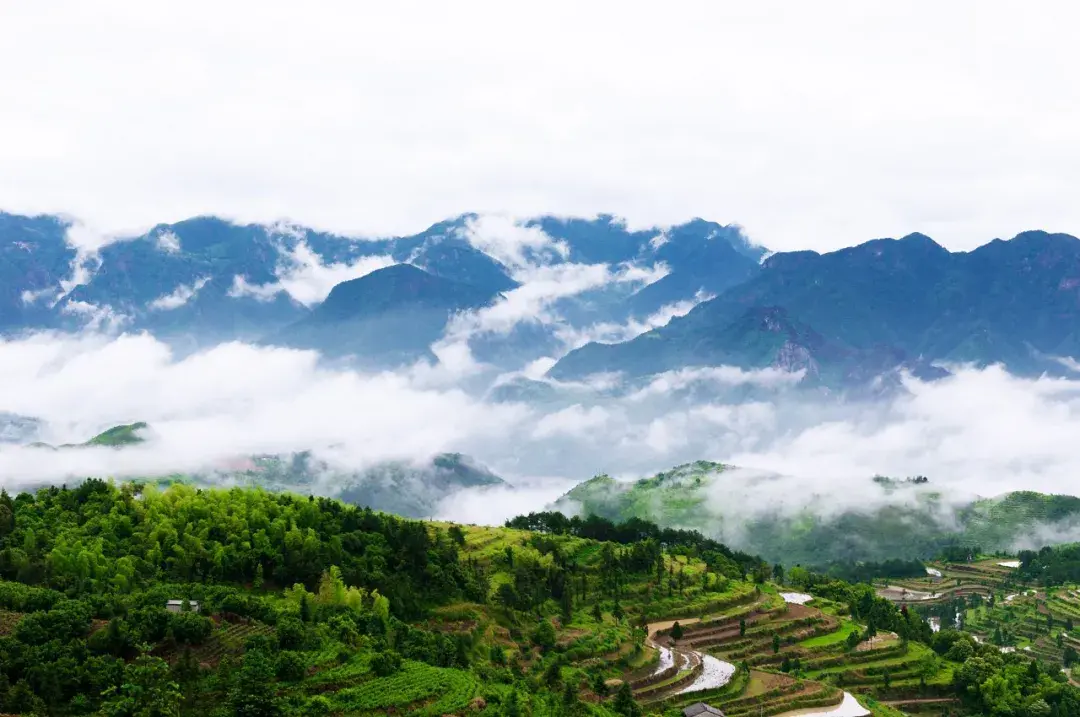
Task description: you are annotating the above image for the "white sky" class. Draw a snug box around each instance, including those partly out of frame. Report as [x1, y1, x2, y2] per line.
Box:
[2, 1, 1079, 251]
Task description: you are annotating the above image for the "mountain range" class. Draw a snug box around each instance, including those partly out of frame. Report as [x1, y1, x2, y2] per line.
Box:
[3, 210, 1080, 386]
[552, 231, 1080, 384]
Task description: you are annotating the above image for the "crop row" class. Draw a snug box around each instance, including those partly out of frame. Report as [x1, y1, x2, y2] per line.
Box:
[328, 660, 476, 713]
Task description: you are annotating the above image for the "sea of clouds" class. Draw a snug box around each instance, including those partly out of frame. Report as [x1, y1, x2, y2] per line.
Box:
[3, 328, 1080, 530]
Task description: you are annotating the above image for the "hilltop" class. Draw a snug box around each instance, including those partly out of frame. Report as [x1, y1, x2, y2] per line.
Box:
[26, 421, 150, 451]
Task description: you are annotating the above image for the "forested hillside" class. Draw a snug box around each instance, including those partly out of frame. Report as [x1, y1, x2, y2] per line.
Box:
[0, 481, 766, 715]
[2, 481, 1080, 716]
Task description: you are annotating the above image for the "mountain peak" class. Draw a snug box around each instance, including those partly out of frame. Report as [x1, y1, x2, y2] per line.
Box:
[318, 263, 498, 321]
[897, 232, 944, 248]
[270, 263, 502, 363]
[1008, 229, 1080, 246]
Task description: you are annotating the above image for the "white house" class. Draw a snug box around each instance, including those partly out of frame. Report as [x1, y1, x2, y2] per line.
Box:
[165, 599, 200, 613]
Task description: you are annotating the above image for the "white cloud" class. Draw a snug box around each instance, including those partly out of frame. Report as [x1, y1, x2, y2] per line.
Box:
[626, 365, 807, 401]
[446, 261, 667, 341]
[522, 357, 558, 381]
[58, 302, 129, 332]
[51, 222, 111, 301]
[149, 276, 209, 310]
[460, 214, 568, 268]
[429, 259, 668, 374]
[0, 333, 529, 487]
[5, 332, 1080, 540]
[532, 404, 611, 439]
[556, 292, 710, 350]
[229, 242, 395, 306]
[156, 229, 181, 253]
[21, 288, 56, 305]
[6, 3, 1080, 252]
[435, 475, 580, 526]
[1056, 355, 1080, 373]
[227, 275, 281, 302]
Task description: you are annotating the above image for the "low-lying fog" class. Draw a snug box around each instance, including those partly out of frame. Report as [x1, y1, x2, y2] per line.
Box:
[2, 330, 1080, 530]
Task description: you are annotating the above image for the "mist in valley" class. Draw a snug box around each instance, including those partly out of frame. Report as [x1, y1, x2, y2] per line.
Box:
[3, 215, 1080, 559]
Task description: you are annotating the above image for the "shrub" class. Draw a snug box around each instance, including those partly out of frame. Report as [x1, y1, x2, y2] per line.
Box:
[169, 611, 213, 645]
[276, 651, 306, 681]
[371, 649, 402, 677]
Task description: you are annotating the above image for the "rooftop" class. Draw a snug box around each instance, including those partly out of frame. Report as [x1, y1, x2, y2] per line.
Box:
[683, 704, 725, 717]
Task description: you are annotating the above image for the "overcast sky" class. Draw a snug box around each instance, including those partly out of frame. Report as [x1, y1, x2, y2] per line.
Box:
[2, 2, 1078, 252]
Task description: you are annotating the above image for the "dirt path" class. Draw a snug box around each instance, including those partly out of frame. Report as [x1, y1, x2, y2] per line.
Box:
[883, 698, 960, 706]
[647, 616, 703, 636]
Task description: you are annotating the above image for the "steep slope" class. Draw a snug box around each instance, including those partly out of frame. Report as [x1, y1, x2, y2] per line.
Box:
[626, 219, 765, 315]
[550, 304, 944, 386]
[551, 230, 1080, 383]
[268, 263, 501, 364]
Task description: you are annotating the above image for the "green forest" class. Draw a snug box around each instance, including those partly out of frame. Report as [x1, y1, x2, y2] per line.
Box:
[1, 480, 1080, 716]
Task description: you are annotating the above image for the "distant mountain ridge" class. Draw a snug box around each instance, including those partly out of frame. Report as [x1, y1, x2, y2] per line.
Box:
[0, 211, 760, 365]
[551, 229, 1080, 385]
[4, 209, 1080, 385]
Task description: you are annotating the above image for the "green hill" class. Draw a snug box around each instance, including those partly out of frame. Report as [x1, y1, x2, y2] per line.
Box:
[84, 421, 149, 446]
[28, 421, 151, 450]
[557, 463, 1080, 566]
[0, 479, 769, 716]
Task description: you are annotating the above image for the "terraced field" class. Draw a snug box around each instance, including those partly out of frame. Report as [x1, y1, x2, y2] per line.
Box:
[185, 619, 276, 666]
[955, 582, 1080, 665]
[320, 660, 480, 716]
[625, 587, 965, 717]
